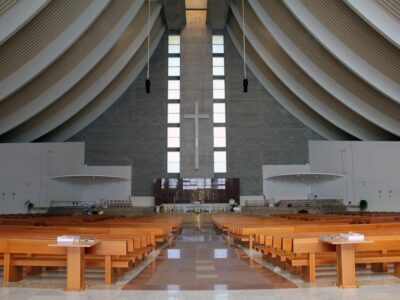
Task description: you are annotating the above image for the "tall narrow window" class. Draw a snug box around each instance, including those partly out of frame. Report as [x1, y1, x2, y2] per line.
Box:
[167, 34, 181, 174]
[212, 35, 224, 54]
[168, 80, 180, 100]
[168, 35, 180, 54]
[213, 103, 226, 123]
[212, 35, 227, 174]
[212, 57, 225, 76]
[168, 103, 180, 124]
[214, 151, 227, 173]
[168, 57, 180, 76]
[213, 127, 226, 148]
[167, 151, 180, 173]
[168, 127, 180, 148]
[213, 79, 225, 99]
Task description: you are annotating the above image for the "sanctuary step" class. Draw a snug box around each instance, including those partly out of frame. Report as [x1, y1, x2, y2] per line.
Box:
[47, 206, 155, 216]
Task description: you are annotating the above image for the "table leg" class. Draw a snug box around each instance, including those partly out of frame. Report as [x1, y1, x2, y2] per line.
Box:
[3, 253, 23, 282]
[65, 247, 85, 291]
[336, 244, 357, 288]
[249, 235, 253, 257]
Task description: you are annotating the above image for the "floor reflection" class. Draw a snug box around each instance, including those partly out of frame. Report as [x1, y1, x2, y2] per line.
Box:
[123, 226, 297, 290]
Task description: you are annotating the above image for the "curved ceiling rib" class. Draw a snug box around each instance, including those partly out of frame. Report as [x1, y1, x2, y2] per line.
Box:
[283, 0, 400, 104]
[0, 1, 398, 143]
[0, 0, 110, 101]
[230, 1, 394, 141]
[226, 24, 353, 141]
[344, 0, 400, 48]
[247, 0, 400, 138]
[0, 0, 50, 45]
[1, 3, 162, 143]
[0, 0, 18, 13]
[0, 0, 146, 137]
[299, 0, 399, 83]
[38, 24, 165, 142]
[375, 0, 400, 21]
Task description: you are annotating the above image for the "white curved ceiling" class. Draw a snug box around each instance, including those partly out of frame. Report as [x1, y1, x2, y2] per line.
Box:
[226, 0, 400, 141]
[0, 0, 165, 143]
[0, 0, 398, 142]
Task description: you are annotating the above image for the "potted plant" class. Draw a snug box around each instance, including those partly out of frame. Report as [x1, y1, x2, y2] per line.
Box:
[228, 198, 237, 212]
[359, 199, 368, 212]
[24, 200, 34, 213]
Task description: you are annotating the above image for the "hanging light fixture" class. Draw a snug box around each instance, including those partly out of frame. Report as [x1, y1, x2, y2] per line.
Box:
[145, 0, 151, 93]
[242, 0, 248, 93]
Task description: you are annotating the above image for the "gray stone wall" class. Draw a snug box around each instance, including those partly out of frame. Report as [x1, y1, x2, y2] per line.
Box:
[69, 31, 324, 197]
[69, 35, 168, 196]
[224, 32, 324, 195]
[180, 13, 214, 177]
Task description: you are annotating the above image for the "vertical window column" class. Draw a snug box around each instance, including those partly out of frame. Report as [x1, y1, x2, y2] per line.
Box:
[212, 35, 227, 174]
[167, 35, 181, 174]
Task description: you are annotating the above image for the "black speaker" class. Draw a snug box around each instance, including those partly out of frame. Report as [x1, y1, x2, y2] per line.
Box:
[243, 78, 248, 93]
[145, 78, 151, 93]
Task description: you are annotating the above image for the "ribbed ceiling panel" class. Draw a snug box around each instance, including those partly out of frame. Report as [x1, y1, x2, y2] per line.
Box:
[226, 0, 400, 141]
[1, 3, 162, 142]
[0, 0, 165, 142]
[0, 0, 92, 79]
[0, 1, 399, 142]
[39, 20, 165, 142]
[0, 0, 146, 138]
[230, 0, 395, 141]
[376, 0, 400, 20]
[0, 0, 18, 16]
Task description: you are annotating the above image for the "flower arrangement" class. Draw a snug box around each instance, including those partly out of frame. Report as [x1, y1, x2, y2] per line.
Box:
[24, 200, 34, 213]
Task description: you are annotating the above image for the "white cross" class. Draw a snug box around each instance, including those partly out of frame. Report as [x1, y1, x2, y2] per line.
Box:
[183, 102, 209, 169]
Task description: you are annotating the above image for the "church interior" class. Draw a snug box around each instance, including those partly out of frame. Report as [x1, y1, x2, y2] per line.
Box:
[0, 0, 400, 299]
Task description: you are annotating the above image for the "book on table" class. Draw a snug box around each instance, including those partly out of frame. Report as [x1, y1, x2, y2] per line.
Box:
[57, 236, 80, 243]
[57, 236, 97, 243]
[339, 232, 365, 241]
[79, 237, 96, 243]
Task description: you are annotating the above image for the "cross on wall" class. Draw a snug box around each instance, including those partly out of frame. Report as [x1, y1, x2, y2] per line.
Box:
[183, 102, 210, 170]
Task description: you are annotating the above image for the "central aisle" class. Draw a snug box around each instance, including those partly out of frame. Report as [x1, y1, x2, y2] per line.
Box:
[123, 226, 297, 290]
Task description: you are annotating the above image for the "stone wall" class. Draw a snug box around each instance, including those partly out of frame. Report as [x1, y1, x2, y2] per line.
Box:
[69, 35, 168, 196]
[69, 30, 323, 198]
[224, 32, 323, 195]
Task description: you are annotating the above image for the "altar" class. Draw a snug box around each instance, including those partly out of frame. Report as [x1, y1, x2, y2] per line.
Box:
[154, 178, 240, 206]
[161, 203, 231, 213]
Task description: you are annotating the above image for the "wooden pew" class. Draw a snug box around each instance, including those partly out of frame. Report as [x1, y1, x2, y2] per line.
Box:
[288, 235, 400, 286]
[0, 239, 129, 289]
[0, 214, 183, 291]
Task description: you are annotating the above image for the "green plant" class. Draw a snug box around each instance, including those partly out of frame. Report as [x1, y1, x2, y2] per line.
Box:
[359, 199, 368, 211]
[24, 200, 34, 213]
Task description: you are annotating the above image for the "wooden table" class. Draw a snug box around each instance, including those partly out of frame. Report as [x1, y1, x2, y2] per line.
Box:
[49, 240, 101, 291]
[321, 238, 373, 288]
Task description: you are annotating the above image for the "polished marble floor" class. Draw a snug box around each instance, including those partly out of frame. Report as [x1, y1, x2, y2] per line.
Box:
[123, 226, 296, 290]
[1, 225, 400, 299]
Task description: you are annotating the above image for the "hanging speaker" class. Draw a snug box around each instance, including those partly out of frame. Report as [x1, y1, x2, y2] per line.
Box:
[243, 78, 248, 93]
[145, 78, 151, 93]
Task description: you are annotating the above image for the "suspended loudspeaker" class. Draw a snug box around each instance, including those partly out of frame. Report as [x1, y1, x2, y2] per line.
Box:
[145, 78, 151, 93]
[243, 78, 248, 93]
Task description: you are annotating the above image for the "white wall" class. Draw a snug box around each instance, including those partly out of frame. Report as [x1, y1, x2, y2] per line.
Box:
[0, 142, 133, 213]
[82, 166, 131, 203]
[239, 195, 264, 206]
[263, 164, 311, 203]
[0, 143, 84, 213]
[44, 143, 85, 206]
[308, 141, 348, 203]
[309, 141, 400, 211]
[130, 196, 155, 206]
